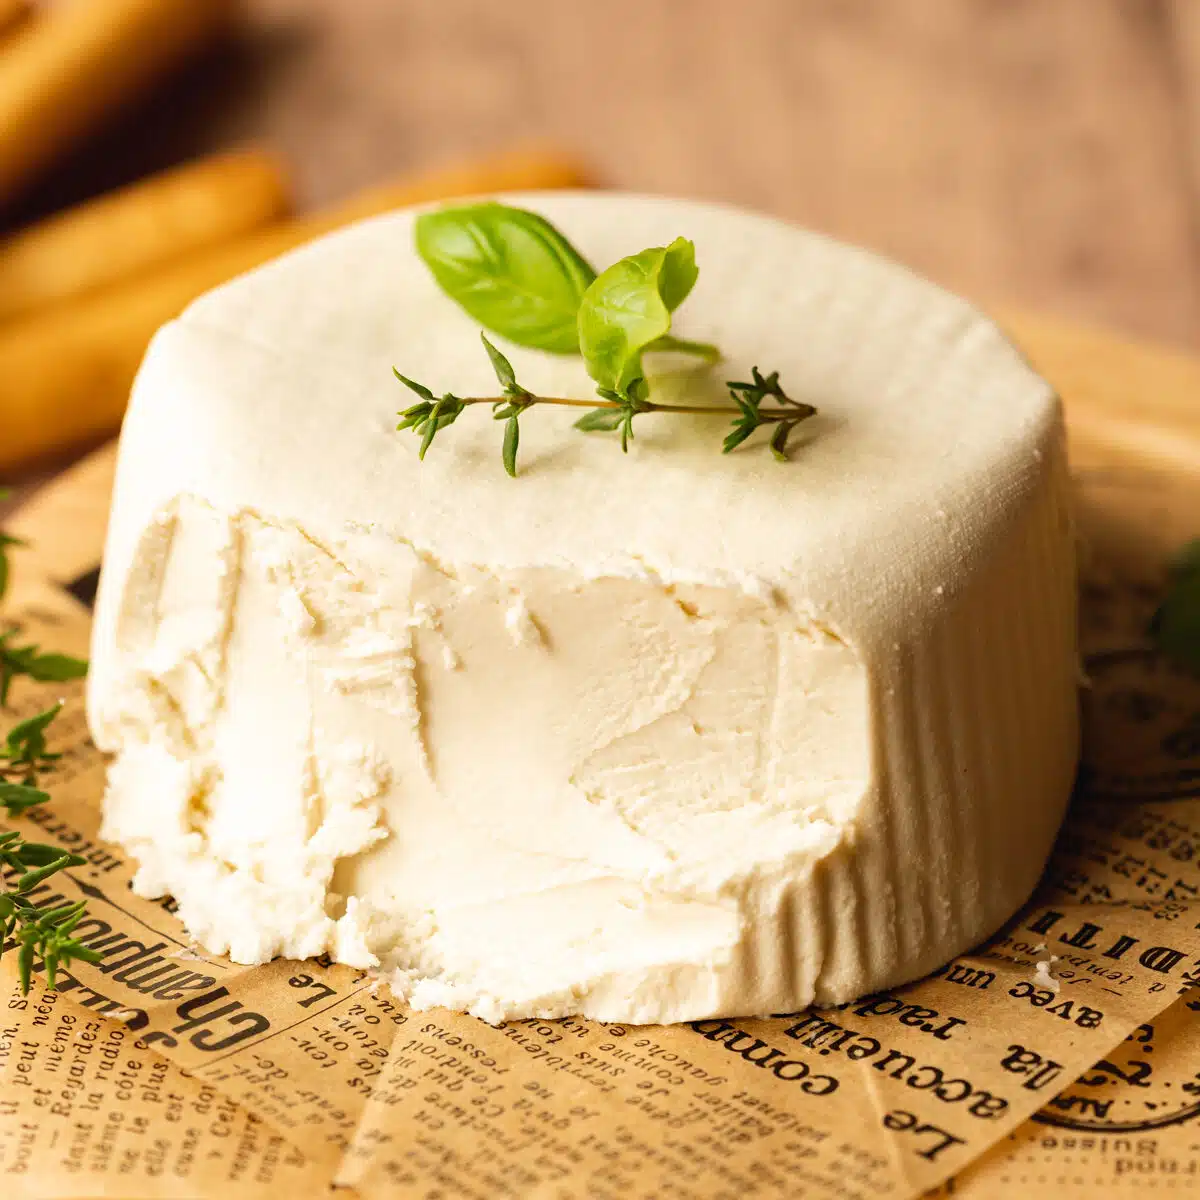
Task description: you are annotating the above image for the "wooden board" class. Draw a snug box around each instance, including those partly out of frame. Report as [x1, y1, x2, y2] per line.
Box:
[9, 310, 1200, 583]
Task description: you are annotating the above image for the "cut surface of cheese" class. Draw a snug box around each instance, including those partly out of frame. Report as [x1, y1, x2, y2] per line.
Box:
[88, 193, 1079, 1023]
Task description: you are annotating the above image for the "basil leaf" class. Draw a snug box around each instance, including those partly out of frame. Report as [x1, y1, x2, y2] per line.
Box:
[577, 237, 705, 393]
[415, 204, 596, 354]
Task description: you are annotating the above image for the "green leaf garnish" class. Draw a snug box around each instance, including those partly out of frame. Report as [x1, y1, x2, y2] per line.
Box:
[577, 237, 717, 393]
[399, 203, 817, 474]
[415, 203, 597, 354]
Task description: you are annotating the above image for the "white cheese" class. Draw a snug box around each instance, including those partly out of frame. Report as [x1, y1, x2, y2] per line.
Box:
[88, 193, 1079, 1024]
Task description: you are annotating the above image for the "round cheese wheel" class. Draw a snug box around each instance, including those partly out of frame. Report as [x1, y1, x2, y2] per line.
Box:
[89, 193, 1078, 1023]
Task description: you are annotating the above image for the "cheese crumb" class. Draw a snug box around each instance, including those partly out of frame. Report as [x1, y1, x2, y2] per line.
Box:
[1034, 954, 1060, 994]
[279, 587, 317, 636]
[504, 594, 542, 646]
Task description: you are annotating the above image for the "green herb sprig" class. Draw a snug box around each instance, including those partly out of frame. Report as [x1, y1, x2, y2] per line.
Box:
[0, 705, 99, 994]
[396, 203, 818, 476]
[0, 633, 88, 707]
[0, 876, 100, 993]
[2, 703, 66, 784]
[397, 335, 815, 477]
[1151, 540, 1200, 672]
[0, 487, 23, 603]
[0, 497, 95, 995]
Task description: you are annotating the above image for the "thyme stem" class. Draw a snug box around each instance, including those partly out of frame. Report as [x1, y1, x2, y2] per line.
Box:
[455, 395, 815, 420]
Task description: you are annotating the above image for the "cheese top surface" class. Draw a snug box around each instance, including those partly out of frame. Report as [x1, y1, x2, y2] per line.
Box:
[105, 192, 1053, 628]
[89, 193, 1078, 1023]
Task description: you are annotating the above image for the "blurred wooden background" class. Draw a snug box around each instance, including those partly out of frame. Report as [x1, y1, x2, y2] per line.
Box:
[11, 0, 1200, 352]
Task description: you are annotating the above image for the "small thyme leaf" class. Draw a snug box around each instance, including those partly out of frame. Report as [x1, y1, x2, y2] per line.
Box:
[0, 488, 18, 605]
[0, 782, 49, 814]
[770, 421, 792, 462]
[17, 941, 33, 993]
[574, 409, 625, 432]
[396, 406, 431, 431]
[502, 416, 520, 478]
[14, 841, 72, 867]
[0, 536, 22, 605]
[418, 417, 440, 460]
[481, 333, 524, 397]
[16, 853, 82, 893]
[620, 411, 636, 454]
[392, 370, 435, 402]
[723, 422, 757, 454]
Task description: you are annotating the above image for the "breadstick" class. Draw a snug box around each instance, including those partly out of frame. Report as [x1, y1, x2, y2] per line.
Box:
[0, 148, 291, 323]
[0, 147, 593, 472]
[0, 0, 238, 204]
[0, 0, 29, 39]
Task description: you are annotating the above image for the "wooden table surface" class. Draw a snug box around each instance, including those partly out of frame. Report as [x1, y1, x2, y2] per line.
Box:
[11, 0, 1200, 352]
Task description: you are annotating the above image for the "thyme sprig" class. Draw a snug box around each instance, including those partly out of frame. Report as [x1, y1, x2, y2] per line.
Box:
[397, 336, 816, 477]
[0, 704, 100, 994]
[2, 703, 66, 784]
[0, 631, 88, 706]
[0, 875, 100, 993]
[1151, 540, 1200, 672]
[0, 487, 22, 603]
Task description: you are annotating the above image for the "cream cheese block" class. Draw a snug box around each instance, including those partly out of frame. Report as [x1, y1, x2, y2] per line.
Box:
[87, 192, 1079, 1024]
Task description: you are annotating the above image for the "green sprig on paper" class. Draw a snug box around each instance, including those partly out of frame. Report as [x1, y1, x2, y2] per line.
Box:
[1151, 541, 1200, 672]
[0, 704, 99, 995]
[2, 703, 66, 784]
[0, 633, 88, 707]
[0, 488, 22, 604]
[395, 203, 817, 476]
[0, 493, 95, 995]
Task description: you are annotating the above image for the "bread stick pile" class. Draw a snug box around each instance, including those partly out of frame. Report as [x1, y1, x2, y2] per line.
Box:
[0, 0, 590, 472]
